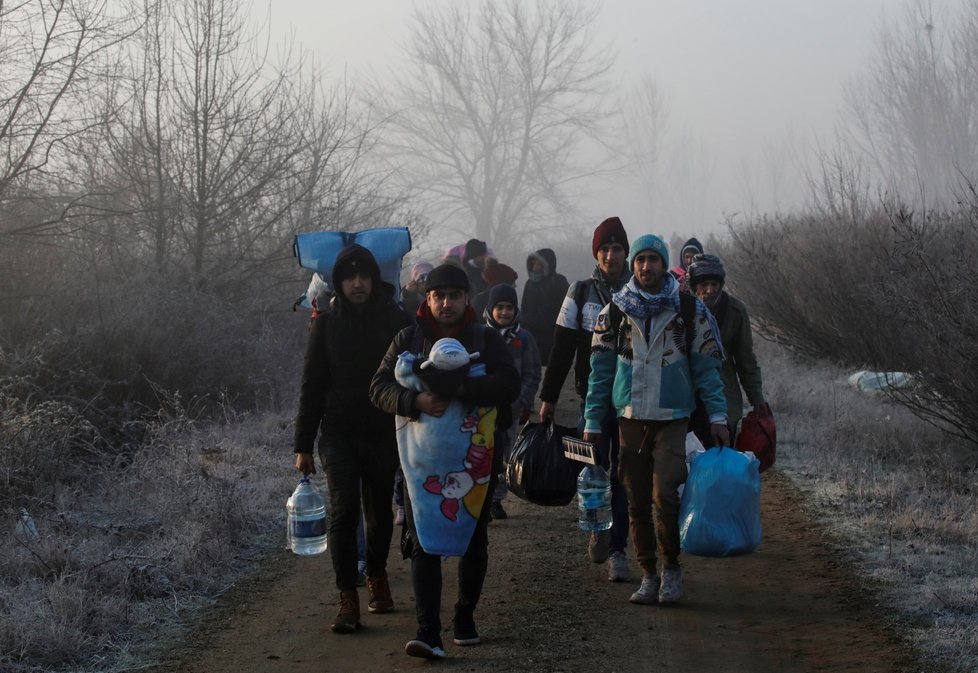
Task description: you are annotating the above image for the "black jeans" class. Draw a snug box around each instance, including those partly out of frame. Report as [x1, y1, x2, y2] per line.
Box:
[319, 428, 399, 592]
[404, 475, 494, 632]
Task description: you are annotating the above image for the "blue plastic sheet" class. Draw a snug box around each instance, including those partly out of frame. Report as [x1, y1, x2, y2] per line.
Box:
[293, 227, 412, 301]
[679, 446, 762, 557]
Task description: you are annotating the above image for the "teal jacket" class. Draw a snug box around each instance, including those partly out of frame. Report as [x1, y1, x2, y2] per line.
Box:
[584, 284, 726, 432]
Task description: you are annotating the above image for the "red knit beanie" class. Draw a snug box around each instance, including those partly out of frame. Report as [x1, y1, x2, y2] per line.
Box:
[591, 217, 629, 258]
[482, 259, 519, 287]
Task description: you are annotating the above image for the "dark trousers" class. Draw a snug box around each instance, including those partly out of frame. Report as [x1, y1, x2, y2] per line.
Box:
[319, 430, 398, 592]
[404, 475, 494, 632]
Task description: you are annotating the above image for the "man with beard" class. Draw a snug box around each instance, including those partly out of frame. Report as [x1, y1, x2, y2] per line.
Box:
[370, 263, 519, 659]
[538, 216, 633, 582]
[583, 235, 729, 606]
[686, 253, 769, 444]
[293, 244, 412, 633]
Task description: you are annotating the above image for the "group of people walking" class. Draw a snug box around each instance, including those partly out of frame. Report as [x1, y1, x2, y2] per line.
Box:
[292, 220, 768, 659]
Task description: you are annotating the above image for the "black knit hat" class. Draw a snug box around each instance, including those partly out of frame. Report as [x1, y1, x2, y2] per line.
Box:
[425, 264, 470, 292]
[463, 238, 488, 262]
[687, 253, 726, 289]
[331, 243, 380, 288]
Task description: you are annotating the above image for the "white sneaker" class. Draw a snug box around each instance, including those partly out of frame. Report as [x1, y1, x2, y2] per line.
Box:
[587, 529, 610, 563]
[608, 550, 630, 582]
[629, 575, 660, 605]
[658, 566, 684, 604]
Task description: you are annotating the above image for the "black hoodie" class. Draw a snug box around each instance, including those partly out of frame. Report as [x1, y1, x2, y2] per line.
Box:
[293, 244, 411, 454]
[520, 248, 569, 362]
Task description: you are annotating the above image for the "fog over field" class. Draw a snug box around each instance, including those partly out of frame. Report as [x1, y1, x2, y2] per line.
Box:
[266, 0, 896, 240]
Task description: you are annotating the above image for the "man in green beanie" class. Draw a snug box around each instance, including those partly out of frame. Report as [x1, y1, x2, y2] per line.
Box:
[583, 234, 728, 607]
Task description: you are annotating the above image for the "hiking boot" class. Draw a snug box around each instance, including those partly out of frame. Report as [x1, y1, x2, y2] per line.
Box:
[366, 572, 394, 613]
[394, 506, 405, 525]
[330, 590, 361, 633]
[587, 529, 610, 563]
[608, 550, 630, 582]
[405, 626, 446, 659]
[490, 501, 508, 520]
[658, 566, 684, 604]
[629, 575, 660, 605]
[452, 607, 480, 646]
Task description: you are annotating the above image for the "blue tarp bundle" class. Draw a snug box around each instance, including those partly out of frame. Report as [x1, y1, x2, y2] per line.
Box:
[293, 227, 412, 303]
[679, 446, 762, 557]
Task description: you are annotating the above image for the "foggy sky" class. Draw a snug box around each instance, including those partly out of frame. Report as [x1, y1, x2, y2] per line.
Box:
[265, 0, 894, 241]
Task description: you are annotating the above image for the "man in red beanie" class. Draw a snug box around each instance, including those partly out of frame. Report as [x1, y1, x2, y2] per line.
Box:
[538, 216, 633, 583]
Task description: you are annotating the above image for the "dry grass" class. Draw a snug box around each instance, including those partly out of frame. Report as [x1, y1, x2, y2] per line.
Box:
[759, 337, 978, 671]
[0, 403, 299, 673]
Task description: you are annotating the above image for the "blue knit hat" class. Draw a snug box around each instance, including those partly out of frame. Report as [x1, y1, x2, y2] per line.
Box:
[629, 234, 669, 270]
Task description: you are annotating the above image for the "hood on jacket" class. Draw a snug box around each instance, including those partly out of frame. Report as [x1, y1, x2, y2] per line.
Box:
[679, 237, 704, 270]
[526, 248, 557, 279]
[331, 243, 392, 312]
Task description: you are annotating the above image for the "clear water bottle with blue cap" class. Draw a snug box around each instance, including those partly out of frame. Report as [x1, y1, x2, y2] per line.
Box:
[287, 477, 328, 556]
[577, 464, 612, 531]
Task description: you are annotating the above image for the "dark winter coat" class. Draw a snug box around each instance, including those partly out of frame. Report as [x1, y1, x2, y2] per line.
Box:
[293, 253, 411, 454]
[520, 248, 569, 363]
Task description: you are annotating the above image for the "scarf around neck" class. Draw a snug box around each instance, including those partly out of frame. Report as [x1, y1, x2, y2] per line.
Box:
[484, 307, 522, 345]
[613, 275, 681, 319]
[613, 274, 724, 351]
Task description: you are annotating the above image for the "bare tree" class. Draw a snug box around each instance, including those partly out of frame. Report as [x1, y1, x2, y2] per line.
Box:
[621, 75, 669, 219]
[841, 0, 978, 206]
[0, 0, 131, 236]
[369, 0, 616, 252]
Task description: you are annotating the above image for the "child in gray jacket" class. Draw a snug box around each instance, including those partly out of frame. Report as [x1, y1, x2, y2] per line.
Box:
[483, 283, 542, 519]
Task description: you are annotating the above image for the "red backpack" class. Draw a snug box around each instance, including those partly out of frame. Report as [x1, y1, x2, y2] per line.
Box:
[736, 406, 776, 472]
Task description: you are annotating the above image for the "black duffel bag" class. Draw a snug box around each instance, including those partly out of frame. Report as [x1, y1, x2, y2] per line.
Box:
[506, 420, 581, 506]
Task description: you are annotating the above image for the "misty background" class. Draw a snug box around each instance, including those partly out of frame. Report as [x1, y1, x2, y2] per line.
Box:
[5, 2, 978, 671]
[269, 0, 891, 245]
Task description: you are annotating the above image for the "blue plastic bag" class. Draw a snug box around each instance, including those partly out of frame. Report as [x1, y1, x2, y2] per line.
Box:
[679, 446, 762, 557]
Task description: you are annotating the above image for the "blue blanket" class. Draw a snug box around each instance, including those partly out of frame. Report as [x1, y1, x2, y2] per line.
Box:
[293, 227, 412, 301]
[394, 353, 497, 557]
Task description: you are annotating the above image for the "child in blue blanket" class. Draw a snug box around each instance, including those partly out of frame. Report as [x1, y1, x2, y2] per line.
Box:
[483, 283, 542, 520]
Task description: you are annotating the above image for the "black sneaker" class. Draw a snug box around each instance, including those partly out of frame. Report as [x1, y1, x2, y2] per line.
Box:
[452, 615, 480, 646]
[490, 501, 508, 520]
[405, 627, 446, 659]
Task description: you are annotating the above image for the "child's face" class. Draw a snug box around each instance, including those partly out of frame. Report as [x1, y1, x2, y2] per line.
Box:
[491, 301, 516, 326]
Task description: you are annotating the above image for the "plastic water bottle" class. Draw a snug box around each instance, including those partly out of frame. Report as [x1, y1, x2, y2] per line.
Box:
[287, 477, 328, 556]
[577, 464, 612, 531]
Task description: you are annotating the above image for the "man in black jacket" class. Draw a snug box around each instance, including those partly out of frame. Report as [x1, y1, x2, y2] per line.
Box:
[293, 243, 411, 634]
[538, 217, 633, 582]
[370, 264, 520, 660]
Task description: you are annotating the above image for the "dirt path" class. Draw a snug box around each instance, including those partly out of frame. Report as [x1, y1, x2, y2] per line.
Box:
[151, 468, 925, 673]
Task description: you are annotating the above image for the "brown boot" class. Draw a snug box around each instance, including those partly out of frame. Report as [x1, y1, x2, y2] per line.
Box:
[366, 572, 394, 614]
[330, 589, 360, 633]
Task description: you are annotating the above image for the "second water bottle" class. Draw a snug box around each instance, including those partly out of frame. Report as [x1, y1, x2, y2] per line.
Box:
[577, 464, 612, 531]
